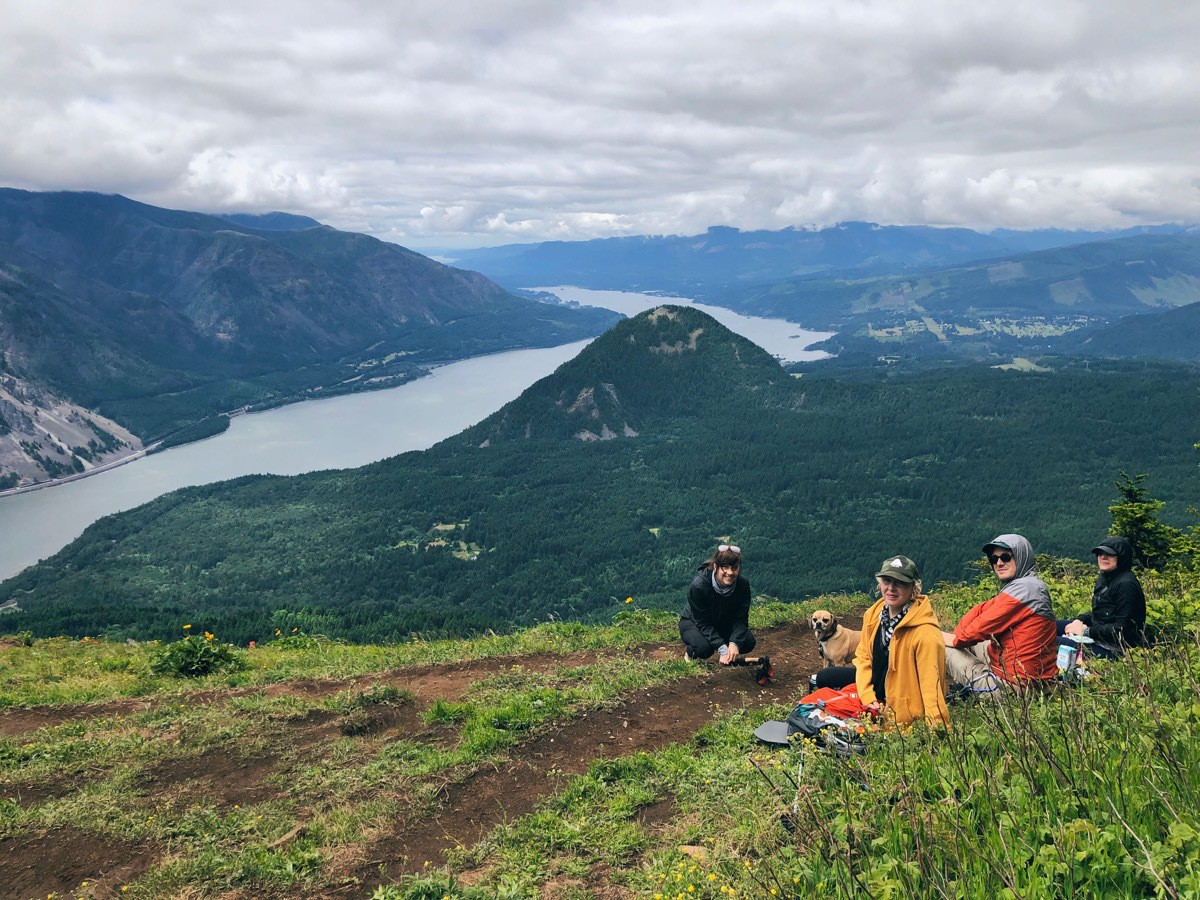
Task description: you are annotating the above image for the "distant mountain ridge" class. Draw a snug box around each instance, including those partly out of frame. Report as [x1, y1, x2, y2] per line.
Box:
[715, 232, 1200, 324]
[449, 221, 1193, 294]
[0, 189, 617, 487]
[219, 211, 323, 231]
[450, 221, 1200, 362]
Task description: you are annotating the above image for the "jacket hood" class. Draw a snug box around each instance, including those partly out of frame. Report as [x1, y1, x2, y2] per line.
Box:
[872, 593, 941, 631]
[984, 533, 1054, 619]
[983, 533, 1036, 579]
[1093, 535, 1135, 571]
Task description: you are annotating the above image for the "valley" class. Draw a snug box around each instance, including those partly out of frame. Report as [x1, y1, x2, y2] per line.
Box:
[0, 189, 618, 489]
[4, 305, 1197, 646]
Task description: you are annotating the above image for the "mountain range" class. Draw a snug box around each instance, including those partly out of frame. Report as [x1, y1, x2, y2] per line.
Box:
[447, 221, 1192, 292]
[0, 189, 617, 488]
[4, 306, 1197, 644]
[452, 222, 1200, 363]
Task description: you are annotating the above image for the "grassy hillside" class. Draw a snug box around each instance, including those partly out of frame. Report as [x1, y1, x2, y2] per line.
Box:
[2, 563, 1199, 898]
[3, 307, 1198, 644]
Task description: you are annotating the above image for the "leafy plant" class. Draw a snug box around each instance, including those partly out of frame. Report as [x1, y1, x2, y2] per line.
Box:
[149, 627, 249, 677]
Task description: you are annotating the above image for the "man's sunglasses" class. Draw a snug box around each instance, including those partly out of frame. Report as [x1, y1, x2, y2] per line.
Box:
[988, 552, 1014, 566]
[718, 544, 741, 554]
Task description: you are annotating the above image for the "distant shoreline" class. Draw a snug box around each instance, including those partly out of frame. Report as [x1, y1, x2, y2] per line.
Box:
[0, 441, 163, 499]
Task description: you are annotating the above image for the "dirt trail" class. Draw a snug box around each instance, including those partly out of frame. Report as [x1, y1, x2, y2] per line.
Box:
[0, 616, 856, 898]
[344, 618, 832, 892]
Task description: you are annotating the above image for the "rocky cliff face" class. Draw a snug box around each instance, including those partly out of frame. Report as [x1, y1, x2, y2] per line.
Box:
[0, 374, 141, 490]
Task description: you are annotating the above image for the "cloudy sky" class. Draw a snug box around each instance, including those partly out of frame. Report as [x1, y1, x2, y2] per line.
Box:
[4, 0, 1200, 249]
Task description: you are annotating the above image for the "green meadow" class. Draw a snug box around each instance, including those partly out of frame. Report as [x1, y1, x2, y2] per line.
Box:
[2, 552, 1199, 898]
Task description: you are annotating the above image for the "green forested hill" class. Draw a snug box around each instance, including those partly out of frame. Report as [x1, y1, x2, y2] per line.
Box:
[1063, 299, 1200, 362]
[708, 232, 1200, 359]
[3, 307, 1198, 644]
[0, 188, 617, 442]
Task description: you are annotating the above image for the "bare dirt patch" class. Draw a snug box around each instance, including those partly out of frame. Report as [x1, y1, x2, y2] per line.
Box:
[139, 745, 282, 810]
[346, 617, 839, 890]
[0, 826, 155, 900]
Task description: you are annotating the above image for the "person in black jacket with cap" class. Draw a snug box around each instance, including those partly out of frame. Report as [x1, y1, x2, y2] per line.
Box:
[1059, 535, 1147, 659]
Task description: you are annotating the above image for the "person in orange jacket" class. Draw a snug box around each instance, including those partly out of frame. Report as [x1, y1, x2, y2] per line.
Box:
[944, 533, 1057, 695]
[854, 555, 950, 729]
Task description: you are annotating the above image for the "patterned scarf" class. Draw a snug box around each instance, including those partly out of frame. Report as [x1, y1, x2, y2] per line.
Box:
[880, 600, 912, 647]
[711, 570, 735, 596]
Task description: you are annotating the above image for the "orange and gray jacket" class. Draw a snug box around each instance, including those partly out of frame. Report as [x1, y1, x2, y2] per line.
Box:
[951, 534, 1057, 683]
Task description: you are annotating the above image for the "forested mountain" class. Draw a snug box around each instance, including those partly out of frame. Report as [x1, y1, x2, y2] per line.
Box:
[1061, 299, 1200, 363]
[3, 307, 1196, 644]
[0, 189, 617, 486]
[708, 232, 1200, 361]
[448, 221, 1189, 294]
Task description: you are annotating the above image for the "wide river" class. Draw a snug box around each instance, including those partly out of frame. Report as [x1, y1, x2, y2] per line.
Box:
[0, 287, 829, 582]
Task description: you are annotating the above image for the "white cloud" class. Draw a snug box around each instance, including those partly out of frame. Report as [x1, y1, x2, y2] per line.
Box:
[2, 0, 1200, 248]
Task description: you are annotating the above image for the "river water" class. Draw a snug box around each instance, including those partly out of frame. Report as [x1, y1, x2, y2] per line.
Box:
[0, 288, 830, 581]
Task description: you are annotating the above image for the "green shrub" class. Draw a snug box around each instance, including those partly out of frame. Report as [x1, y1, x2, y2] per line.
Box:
[269, 629, 322, 650]
[149, 628, 249, 678]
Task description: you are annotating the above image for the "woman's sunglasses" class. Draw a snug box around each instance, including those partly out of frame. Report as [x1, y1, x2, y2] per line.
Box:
[988, 552, 1014, 566]
[718, 544, 741, 554]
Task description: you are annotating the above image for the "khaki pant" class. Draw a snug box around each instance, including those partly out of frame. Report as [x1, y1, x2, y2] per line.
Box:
[943, 636, 1004, 695]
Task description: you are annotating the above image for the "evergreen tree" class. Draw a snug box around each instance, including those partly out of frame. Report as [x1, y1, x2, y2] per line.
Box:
[1107, 472, 1184, 569]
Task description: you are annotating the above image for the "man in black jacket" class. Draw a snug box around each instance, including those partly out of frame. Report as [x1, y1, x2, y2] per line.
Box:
[1060, 535, 1147, 658]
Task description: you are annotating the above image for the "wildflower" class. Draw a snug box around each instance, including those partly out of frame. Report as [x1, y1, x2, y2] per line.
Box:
[626, 596, 633, 603]
[205, 631, 214, 641]
[183, 624, 192, 630]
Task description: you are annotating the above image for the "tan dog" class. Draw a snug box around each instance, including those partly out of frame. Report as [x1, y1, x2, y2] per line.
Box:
[809, 610, 862, 667]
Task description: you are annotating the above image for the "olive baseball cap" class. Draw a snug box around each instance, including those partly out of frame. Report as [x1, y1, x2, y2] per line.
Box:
[875, 555, 919, 583]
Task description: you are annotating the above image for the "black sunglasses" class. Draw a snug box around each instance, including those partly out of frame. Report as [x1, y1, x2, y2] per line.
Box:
[988, 552, 1014, 566]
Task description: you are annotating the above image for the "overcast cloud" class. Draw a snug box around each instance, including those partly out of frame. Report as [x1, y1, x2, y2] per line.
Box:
[3, 0, 1200, 248]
